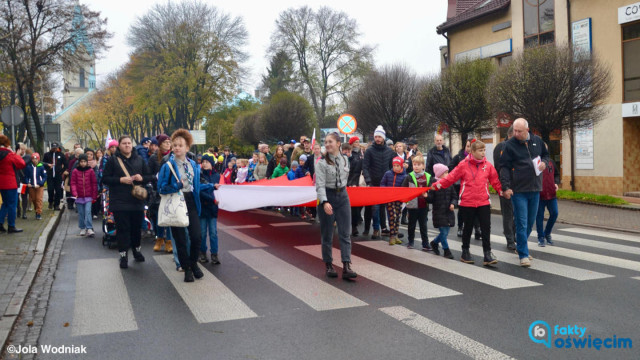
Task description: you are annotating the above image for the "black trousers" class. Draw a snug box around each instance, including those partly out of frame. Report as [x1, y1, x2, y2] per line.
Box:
[351, 206, 362, 228]
[364, 206, 372, 232]
[407, 208, 429, 247]
[114, 210, 144, 253]
[171, 192, 201, 271]
[459, 205, 492, 252]
[47, 176, 63, 208]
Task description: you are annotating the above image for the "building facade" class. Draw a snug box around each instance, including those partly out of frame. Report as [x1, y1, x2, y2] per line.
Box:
[437, 0, 640, 196]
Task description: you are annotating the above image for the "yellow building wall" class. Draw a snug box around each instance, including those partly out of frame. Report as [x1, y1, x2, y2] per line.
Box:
[448, 7, 513, 61]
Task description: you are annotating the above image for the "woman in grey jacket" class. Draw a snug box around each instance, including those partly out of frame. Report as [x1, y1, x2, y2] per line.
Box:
[316, 133, 356, 280]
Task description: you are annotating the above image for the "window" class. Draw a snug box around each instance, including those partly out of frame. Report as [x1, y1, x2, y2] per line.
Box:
[523, 0, 555, 48]
[79, 67, 85, 88]
[623, 21, 640, 102]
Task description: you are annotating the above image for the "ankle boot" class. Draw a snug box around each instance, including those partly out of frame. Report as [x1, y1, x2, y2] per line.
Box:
[460, 249, 474, 264]
[119, 251, 128, 269]
[443, 248, 454, 259]
[184, 267, 194, 282]
[342, 262, 357, 279]
[132, 247, 145, 262]
[164, 240, 173, 253]
[326, 262, 338, 278]
[483, 251, 498, 266]
[153, 237, 165, 252]
[192, 263, 204, 279]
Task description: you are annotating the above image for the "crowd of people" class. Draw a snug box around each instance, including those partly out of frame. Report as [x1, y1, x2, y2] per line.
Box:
[0, 116, 560, 281]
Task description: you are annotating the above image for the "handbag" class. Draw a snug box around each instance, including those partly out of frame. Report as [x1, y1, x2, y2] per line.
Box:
[157, 162, 189, 227]
[116, 157, 148, 201]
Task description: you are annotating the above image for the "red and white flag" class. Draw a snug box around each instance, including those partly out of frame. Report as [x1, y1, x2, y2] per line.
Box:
[311, 128, 316, 150]
[105, 129, 113, 149]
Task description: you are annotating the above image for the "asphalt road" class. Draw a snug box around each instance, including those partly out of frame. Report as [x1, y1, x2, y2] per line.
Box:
[30, 208, 639, 360]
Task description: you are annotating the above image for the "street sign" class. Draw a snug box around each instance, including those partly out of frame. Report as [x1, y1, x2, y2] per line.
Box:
[190, 130, 206, 145]
[1, 105, 24, 126]
[44, 123, 61, 143]
[337, 114, 357, 135]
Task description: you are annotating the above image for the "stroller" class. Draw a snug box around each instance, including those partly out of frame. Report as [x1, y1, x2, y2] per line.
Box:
[102, 190, 117, 249]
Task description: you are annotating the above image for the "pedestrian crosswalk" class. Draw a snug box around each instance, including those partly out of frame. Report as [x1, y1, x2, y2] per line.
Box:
[559, 227, 640, 244]
[67, 221, 638, 359]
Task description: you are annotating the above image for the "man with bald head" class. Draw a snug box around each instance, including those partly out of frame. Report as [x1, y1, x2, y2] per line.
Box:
[426, 134, 452, 178]
[499, 118, 549, 267]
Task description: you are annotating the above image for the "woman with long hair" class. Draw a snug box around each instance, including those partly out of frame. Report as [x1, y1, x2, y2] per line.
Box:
[266, 145, 287, 179]
[253, 152, 269, 181]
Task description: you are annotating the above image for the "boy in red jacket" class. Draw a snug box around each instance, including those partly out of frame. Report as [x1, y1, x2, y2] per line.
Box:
[536, 146, 560, 247]
[71, 154, 98, 237]
[432, 140, 503, 266]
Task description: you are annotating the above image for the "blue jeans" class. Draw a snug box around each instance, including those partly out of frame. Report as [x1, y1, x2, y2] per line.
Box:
[76, 202, 93, 230]
[0, 189, 18, 227]
[433, 227, 450, 250]
[372, 204, 381, 231]
[199, 216, 218, 255]
[511, 192, 540, 259]
[536, 198, 558, 239]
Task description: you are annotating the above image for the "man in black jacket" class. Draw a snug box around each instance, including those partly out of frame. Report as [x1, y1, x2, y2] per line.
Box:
[426, 134, 452, 177]
[42, 143, 67, 210]
[499, 119, 549, 268]
[363, 125, 395, 239]
[493, 126, 516, 251]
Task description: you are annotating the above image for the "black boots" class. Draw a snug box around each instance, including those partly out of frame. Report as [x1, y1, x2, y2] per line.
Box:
[460, 249, 474, 264]
[184, 268, 195, 282]
[326, 262, 338, 278]
[430, 240, 440, 255]
[483, 251, 498, 266]
[132, 247, 145, 262]
[8, 226, 23, 233]
[342, 262, 357, 280]
[192, 263, 204, 279]
[443, 248, 454, 259]
[119, 252, 128, 269]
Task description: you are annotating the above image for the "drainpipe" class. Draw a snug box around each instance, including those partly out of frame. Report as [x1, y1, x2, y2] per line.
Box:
[567, 0, 576, 191]
[441, 32, 453, 149]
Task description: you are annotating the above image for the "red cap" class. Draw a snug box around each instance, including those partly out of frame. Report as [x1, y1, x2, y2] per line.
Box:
[392, 156, 403, 165]
[348, 136, 360, 145]
[32, 153, 40, 160]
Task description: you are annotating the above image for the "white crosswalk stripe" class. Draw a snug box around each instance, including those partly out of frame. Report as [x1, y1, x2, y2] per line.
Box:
[230, 249, 367, 311]
[357, 241, 542, 289]
[380, 306, 515, 360]
[543, 233, 640, 256]
[559, 227, 640, 244]
[270, 222, 312, 227]
[633, 277, 640, 281]
[221, 228, 268, 248]
[72, 259, 138, 336]
[155, 255, 258, 323]
[295, 245, 462, 299]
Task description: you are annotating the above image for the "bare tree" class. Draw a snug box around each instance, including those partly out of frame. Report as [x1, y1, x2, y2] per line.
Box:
[488, 45, 612, 144]
[269, 6, 375, 123]
[420, 59, 495, 145]
[0, 0, 110, 152]
[349, 64, 430, 141]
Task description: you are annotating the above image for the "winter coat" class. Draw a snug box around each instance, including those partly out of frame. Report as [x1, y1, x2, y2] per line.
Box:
[25, 162, 47, 187]
[434, 154, 502, 208]
[427, 185, 457, 228]
[401, 171, 432, 209]
[426, 145, 452, 178]
[135, 145, 149, 163]
[157, 154, 203, 217]
[294, 167, 307, 179]
[271, 165, 289, 179]
[101, 150, 154, 211]
[70, 166, 98, 199]
[380, 169, 406, 188]
[266, 156, 288, 179]
[362, 142, 395, 186]
[42, 149, 67, 179]
[449, 148, 467, 172]
[498, 132, 550, 193]
[253, 163, 268, 180]
[347, 150, 363, 187]
[287, 169, 298, 180]
[540, 160, 560, 201]
[0, 148, 26, 190]
[492, 141, 506, 174]
[199, 169, 219, 218]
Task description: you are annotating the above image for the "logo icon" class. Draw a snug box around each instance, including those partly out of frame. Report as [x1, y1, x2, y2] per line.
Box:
[529, 320, 552, 348]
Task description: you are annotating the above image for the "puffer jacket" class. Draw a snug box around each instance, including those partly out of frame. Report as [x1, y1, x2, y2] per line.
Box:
[427, 185, 457, 228]
[434, 154, 502, 208]
[380, 169, 406, 188]
[362, 142, 395, 186]
[70, 166, 98, 199]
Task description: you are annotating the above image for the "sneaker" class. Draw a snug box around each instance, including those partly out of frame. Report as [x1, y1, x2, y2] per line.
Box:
[351, 228, 359, 237]
[394, 238, 403, 245]
[371, 230, 381, 240]
[520, 257, 531, 267]
[483, 251, 498, 266]
[422, 245, 433, 252]
[86, 229, 95, 237]
[507, 243, 516, 251]
[92, 215, 98, 220]
[199, 252, 209, 263]
[460, 249, 474, 264]
[407, 244, 414, 249]
[388, 237, 396, 246]
[176, 265, 184, 272]
[119, 252, 128, 269]
[79, 229, 87, 236]
[474, 232, 481, 240]
[132, 247, 145, 262]
[192, 263, 204, 279]
[381, 229, 390, 236]
[430, 240, 440, 255]
[21, 215, 27, 220]
[48, 203, 53, 210]
[457, 228, 462, 238]
[326, 263, 338, 278]
[398, 233, 404, 239]
[443, 248, 454, 259]
[545, 235, 554, 246]
[537, 238, 546, 247]
[211, 254, 221, 265]
[35, 214, 42, 220]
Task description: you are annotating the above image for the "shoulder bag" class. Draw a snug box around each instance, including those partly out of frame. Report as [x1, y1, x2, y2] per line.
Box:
[157, 162, 189, 227]
[116, 157, 148, 201]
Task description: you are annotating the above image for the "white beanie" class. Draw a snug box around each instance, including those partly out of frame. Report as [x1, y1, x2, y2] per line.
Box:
[374, 125, 386, 139]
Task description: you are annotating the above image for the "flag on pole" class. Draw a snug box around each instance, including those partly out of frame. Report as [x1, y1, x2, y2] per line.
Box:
[311, 128, 316, 150]
[105, 130, 113, 149]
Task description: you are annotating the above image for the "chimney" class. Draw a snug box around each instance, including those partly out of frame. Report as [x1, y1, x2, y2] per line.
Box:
[447, 0, 457, 19]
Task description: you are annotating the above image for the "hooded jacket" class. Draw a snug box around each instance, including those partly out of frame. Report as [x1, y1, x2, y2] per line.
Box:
[25, 162, 47, 187]
[380, 169, 407, 188]
[70, 165, 98, 200]
[0, 148, 26, 190]
[362, 142, 395, 186]
[434, 154, 502, 208]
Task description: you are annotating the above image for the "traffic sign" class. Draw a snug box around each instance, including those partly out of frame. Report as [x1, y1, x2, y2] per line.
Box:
[337, 114, 357, 135]
[190, 130, 206, 145]
[1, 105, 24, 126]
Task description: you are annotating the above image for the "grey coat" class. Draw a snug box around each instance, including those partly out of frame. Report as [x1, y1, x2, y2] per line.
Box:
[315, 153, 350, 203]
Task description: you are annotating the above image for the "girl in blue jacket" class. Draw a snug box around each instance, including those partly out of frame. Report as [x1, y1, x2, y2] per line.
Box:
[380, 157, 407, 245]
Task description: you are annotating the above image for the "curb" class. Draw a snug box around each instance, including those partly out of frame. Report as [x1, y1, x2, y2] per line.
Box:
[0, 209, 64, 352]
[572, 200, 640, 212]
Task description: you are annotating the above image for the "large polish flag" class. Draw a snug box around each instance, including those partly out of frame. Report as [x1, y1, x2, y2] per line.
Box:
[215, 175, 428, 212]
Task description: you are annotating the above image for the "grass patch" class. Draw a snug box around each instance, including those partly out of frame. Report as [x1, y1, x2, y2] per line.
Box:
[556, 190, 629, 205]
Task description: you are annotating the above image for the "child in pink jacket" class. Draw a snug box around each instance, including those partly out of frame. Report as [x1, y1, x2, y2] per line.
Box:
[71, 154, 98, 237]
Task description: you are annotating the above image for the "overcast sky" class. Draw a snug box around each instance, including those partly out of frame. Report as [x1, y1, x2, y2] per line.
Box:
[84, 0, 448, 94]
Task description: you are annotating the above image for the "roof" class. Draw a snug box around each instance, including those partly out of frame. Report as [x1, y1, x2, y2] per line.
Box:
[437, 0, 510, 34]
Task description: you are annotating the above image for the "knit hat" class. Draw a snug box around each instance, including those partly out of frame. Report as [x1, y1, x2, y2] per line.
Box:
[299, 154, 308, 162]
[374, 125, 385, 139]
[217, 155, 224, 163]
[348, 136, 360, 145]
[201, 153, 215, 166]
[386, 139, 393, 146]
[150, 138, 158, 146]
[78, 154, 88, 163]
[108, 140, 118, 149]
[140, 137, 151, 145]
[392, 156, 403, 166]
[433, 163, 449, 180]
[291, 161, 299, 168]
[155, 134, 170, 144]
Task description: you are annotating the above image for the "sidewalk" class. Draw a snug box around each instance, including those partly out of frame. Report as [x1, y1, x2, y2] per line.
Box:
[0, 207, 61, 351]
[489, 194, 640, 234]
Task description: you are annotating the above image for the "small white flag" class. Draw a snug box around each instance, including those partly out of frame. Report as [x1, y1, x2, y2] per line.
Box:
[105, 129, 112, 149]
